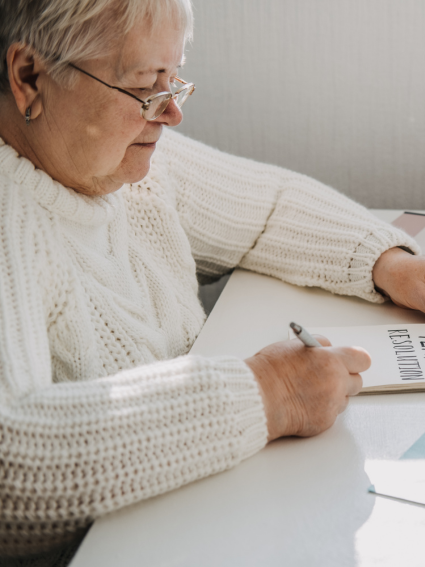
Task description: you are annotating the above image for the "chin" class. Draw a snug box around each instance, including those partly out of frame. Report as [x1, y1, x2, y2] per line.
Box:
[126, 163, 151, 183]
[119, 156, 152, 185]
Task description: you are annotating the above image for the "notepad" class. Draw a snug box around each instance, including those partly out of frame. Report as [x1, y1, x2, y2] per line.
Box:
[305, 324, 425, 394]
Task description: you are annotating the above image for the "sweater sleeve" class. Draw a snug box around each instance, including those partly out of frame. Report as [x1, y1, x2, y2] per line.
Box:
[0, 184, 267, 556]
[157, 128, 420, 302]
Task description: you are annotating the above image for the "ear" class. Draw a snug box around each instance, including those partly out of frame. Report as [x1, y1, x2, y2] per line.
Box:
[6, 43, 45, 121]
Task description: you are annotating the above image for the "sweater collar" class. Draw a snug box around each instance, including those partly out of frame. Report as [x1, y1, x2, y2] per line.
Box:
[0, 137, 120, 225]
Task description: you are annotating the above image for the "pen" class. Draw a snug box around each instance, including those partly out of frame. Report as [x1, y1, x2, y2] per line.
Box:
[290, 321, 323, 348]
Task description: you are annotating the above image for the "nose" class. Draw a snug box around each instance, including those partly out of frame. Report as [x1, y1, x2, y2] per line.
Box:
[155, 97, 183, 127]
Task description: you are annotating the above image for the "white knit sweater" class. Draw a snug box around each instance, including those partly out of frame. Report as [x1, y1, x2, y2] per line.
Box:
[0, 128, 418, 557]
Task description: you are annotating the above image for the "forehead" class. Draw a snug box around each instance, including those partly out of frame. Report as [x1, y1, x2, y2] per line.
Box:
[116, 18, 186, 78]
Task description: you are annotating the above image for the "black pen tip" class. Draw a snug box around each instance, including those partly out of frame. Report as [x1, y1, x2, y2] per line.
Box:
[289, 322, 302, 334]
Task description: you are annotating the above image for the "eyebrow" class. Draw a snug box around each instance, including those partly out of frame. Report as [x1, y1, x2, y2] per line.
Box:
[135, 63, 182, 76]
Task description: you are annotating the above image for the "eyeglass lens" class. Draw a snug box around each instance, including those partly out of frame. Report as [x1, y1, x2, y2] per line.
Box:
[175, 88, 192, 108]
[142, 86, 193, 120]
[143, 96, 171, 120]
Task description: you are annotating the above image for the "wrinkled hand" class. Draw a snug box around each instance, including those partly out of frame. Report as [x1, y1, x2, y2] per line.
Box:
[372, 247, 425, 312]
[245, 337, 370, 442]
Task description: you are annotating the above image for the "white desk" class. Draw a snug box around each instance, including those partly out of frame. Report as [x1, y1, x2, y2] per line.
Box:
[71, 210, 425, 567]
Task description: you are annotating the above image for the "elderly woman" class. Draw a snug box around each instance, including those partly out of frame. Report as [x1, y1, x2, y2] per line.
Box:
[0, 0, 424, 564]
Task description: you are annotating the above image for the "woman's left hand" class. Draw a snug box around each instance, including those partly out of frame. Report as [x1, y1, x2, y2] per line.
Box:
[372, 247, 425, 313]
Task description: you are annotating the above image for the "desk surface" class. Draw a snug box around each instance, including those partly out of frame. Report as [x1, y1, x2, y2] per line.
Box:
[71, 210, 425, 567]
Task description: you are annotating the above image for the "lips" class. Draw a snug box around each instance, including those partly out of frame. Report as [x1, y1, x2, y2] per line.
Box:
[133, 141, 157, 148]
[132, 126, 162, 148]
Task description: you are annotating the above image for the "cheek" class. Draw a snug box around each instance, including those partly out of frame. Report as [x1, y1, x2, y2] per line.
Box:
[83, 111, 147, 171]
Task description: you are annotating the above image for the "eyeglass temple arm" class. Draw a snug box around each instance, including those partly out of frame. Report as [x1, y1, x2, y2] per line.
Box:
[69, 63, 193, 105]
[68, 63, 148, 106]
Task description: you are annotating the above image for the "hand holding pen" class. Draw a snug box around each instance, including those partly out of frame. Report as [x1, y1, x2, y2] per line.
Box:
[244, 323, 370, 441]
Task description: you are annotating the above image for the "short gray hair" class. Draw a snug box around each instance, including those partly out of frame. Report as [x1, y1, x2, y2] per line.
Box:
[0, 0, 193, 94]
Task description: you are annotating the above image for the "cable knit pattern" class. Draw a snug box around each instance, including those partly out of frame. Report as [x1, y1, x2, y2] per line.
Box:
[0, 136, 268, 558]
[159, 129, 420, 300]
[0, 128, 418, 559]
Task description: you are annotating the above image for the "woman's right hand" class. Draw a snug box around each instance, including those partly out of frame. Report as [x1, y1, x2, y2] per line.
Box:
[244, 336, 371, 442]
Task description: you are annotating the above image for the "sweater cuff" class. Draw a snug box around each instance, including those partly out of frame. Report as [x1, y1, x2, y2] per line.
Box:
[348, 224, 421, 303]
[213, 356, 268, 461]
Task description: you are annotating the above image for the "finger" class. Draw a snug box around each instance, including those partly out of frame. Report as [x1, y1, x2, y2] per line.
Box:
[345, 372, 363, 397]
[312, 334, 332, 347]
[332, 346, 371, 374]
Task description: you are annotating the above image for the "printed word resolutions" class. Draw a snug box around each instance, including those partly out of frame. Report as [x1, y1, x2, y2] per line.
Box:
[388, 329, 424, 381]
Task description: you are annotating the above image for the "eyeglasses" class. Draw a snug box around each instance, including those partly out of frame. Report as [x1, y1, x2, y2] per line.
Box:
[68, 63, 195, 121]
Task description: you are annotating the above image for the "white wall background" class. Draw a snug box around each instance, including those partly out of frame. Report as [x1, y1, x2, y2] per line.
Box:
[177, 0, 425, 209]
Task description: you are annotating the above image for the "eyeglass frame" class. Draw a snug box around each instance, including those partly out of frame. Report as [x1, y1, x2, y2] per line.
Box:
[68, 62, 195, 121]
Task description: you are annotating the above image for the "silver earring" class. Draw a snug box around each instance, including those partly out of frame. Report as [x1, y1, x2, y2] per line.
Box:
[25, 107, 31, 126]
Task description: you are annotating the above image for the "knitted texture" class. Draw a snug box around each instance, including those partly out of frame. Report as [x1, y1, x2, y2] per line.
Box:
[0, 129, 418, 558]
[160, 129, 420, 299]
